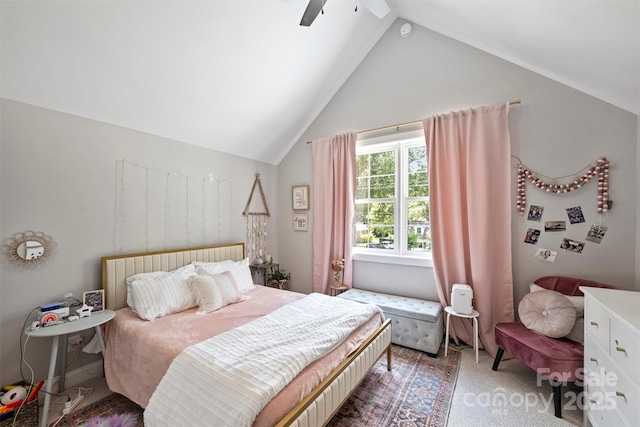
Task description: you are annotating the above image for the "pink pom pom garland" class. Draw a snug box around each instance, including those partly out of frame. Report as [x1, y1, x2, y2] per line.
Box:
[516, 157, 610, 215]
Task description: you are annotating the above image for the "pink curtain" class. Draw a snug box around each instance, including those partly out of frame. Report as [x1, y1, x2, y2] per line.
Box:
[423, 103, 514, 358]
[312, 132, 357, 294]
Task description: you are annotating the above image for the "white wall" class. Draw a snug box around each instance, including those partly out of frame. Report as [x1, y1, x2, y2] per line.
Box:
[277, 19, 638, 305]
[0, 99, 278, 385]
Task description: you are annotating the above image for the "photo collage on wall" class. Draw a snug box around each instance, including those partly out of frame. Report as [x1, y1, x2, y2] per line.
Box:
[523, 204, 608, 263]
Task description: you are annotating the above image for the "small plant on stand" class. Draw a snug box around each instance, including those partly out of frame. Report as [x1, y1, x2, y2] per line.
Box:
[267, 269, 291, 289]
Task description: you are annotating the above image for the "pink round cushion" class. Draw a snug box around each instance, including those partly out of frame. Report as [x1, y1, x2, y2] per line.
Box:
[518, 290, 576, 338]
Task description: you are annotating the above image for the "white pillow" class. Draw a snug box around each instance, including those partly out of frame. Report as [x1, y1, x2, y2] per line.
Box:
[196, 257, 255, 292]
[190, 272, 246, 314]
[129, 265, 197, 321]
[126, 271, 168, 313]
[529, 283, 584, 317]
[227, 258, 255, 292]
[518, 290, 577, 338]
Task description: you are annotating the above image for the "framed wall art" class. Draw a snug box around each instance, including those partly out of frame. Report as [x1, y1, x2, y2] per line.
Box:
[292, 185, 310, 211]
[293, 213, 309, 231]
[83, 289, 105, 312]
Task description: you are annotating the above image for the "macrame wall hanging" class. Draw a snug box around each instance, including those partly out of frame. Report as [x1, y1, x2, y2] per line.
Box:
[515, 156, 610, 216]
[243, 173, 270, 262]
[114, 159, 232, 253]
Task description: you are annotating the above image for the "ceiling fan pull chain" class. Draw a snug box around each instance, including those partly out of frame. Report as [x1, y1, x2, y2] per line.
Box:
[321, 0, 325, 14]
[355, 1, 358, 12]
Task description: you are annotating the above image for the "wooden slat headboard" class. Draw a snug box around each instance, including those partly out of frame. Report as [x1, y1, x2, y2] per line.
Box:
[101, 243, 245, 310]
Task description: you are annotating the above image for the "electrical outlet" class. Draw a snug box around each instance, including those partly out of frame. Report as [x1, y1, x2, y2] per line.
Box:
[67, 334, 83, 352]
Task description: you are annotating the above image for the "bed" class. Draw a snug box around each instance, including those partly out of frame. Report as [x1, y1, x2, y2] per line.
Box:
[101, 242, 392, 427]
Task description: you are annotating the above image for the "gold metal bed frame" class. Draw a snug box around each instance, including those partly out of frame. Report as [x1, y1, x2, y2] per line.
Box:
[101, 242, 392, 427]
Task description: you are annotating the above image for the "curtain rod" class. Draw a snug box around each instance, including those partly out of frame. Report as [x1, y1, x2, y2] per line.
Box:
[306, 99, 522, 144]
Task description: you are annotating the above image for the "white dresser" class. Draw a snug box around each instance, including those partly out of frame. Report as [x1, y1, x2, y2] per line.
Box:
[581, 287, 640, 427]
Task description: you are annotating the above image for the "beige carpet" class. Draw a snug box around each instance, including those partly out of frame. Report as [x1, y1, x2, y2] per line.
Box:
[446, 344, 582, 426]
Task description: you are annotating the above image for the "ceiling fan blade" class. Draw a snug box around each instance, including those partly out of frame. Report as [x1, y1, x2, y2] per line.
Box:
[360, 0, 390, 19]
[300, 0, 325, 27]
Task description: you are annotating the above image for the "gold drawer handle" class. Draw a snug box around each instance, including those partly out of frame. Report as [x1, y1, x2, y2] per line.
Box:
[589, 399, 597, 404]
[616, 346, 626, 354]
[590, 357, 598, 363]
[616, 391, 625, 398]
[590, 321, 598, 326]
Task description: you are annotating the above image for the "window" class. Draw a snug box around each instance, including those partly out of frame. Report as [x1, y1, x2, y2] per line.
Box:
[353, 133, 430, 258]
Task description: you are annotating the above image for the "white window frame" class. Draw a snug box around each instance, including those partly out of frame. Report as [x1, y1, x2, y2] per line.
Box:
[352, 129, 432, 267]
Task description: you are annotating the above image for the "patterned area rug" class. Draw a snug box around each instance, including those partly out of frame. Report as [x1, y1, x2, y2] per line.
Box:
[58, 345, 460, 427]
[328, 345, 460, 427]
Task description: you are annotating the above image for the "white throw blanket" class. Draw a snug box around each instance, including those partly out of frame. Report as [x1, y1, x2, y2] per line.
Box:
[144, 292, 383, 427]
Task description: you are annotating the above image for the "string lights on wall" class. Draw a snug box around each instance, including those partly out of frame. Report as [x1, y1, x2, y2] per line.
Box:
[515, 156, 611, 216]
[114, 159, 232, 253]
[212, 175, 233, 244]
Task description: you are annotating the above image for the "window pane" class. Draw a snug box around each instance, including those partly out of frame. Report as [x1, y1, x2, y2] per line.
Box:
[407, 200, 430, 252]
[353, 202, 395, 250]
[356, 177, 369, 199]
[370, 151, 395, 176]
[356, 150, 396, 201]
[370, 175, 394, 198]
[408, 146, 428, 197]
[354, 203, 370, 224]
[356, 155, 370, 178]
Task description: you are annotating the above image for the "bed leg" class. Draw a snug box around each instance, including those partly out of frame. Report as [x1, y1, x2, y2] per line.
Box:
[386, 345, 392, 371]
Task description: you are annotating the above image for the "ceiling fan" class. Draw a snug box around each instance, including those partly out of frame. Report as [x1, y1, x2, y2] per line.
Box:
[300, 0, 391, 26]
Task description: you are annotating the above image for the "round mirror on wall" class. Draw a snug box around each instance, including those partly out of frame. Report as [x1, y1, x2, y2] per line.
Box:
[17, 240, 45, 260]
[1, 231, 57, 268]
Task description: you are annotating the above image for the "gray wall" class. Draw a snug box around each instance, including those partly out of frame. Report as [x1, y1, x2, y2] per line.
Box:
[277, 19, 638, 307]
[0, 99, 278, 385]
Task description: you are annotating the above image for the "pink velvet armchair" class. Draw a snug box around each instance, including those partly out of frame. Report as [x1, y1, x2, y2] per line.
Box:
[492, 276, 616, 418]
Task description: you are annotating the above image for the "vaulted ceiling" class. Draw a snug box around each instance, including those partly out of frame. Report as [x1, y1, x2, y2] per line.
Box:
[2, 1, 638, 165]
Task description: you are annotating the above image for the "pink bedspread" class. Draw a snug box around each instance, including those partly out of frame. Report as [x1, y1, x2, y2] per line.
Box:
[103, 286, 382, 426]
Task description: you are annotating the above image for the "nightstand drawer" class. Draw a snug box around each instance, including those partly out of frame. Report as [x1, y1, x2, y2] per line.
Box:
[586, 299, 610, 350]
[610, 318, 640, 385]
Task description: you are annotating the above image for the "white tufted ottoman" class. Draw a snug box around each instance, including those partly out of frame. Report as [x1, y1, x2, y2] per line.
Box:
[337, 289, 443, 355]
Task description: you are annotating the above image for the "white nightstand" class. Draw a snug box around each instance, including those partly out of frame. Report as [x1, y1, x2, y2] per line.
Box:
[444, 306, 480, 363]
[24, 309, 115, 427]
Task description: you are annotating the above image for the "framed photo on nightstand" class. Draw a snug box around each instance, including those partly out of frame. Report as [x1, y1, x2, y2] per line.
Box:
[83, 289, 104, 312]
